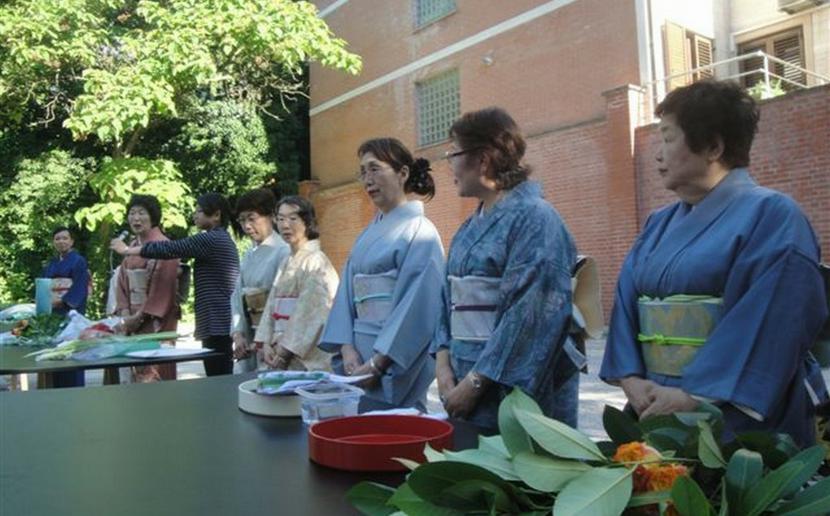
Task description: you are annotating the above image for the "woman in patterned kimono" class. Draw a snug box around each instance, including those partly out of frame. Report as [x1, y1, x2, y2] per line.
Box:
[254, 196, 338, 371]
[319, 138, 445, 410]
[600, 80, 828, 446]
[114, 195, 180, 383]
[230, 189, 290, 372]
[433, 107, 580, 429]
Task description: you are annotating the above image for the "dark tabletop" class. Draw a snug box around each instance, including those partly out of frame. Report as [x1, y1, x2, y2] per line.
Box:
[0, 346, 224, 374]
[0, 373, 479, 516]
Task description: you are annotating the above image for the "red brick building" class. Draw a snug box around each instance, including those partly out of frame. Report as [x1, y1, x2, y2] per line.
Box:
[308, 0, 829, 315]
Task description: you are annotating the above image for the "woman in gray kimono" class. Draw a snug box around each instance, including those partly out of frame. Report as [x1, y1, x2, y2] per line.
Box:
[231, 188, 290, 372]
[433, 107, 580, 429]
[319, 138, 445, 410]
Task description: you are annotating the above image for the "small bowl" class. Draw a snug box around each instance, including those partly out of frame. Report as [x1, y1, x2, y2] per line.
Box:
[308, 415, 454, 471]
[237, 379, 302, 417]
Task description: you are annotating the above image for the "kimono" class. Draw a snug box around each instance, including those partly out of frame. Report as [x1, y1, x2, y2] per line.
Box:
[230, 232, 290, 371]
[254, 239, 339, 371]
[600, 169, 828, 446]
[432, 181, 579, 429]
[116, 227, 180, 382]
[319, 201, 445, 409]
[43, 250, 90, 316]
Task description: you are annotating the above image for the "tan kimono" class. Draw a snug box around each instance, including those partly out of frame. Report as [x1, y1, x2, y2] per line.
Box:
[115, 227, 180, 382]
[254, 240, 339, 372]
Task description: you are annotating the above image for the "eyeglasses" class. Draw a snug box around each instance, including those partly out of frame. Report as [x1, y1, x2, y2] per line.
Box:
[357, 163, 394, 182]
[444, 148, 479, 162]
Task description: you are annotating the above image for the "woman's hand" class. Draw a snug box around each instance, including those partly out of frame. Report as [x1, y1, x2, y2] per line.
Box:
[620, 376, 657, 416]
[340, 344, 363, 376]
[640, 385, 699, 419]
[435, 350, 457, 402]
[117, 312, 145, 335]
[110, 238, 130, 255]
[232, 333, 251, 360]
[443, 376, 481, 419]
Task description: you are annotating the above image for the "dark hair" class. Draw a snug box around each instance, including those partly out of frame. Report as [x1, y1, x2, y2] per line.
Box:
[127, 194, 162, 227]
[52, 226, 72, 238]
[276, 195, 320, 240]
[655, 80, 759, 169]
[450, 107, 530, 191]
[236, 188, 276, 217]
[357, 138, 435, 200]
[197, 192, 232, 228]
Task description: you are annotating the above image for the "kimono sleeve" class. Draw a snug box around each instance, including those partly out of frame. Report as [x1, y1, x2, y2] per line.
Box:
[115, 263, 131, 313]
[472, 207, 575, 394]
[281, 254, 339, 360]
[430, 279, 453, 354]
[143, 258, 179, 319]
[230, 250, 250, 336]
[62, 254, 89, 310]
[253, 278, 277, 346]
[319, 259, 357, 351]
[682, 199, 828, 418]
[373, 220, 446, 368]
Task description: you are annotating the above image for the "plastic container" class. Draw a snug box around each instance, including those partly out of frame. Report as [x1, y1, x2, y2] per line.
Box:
[295, 382, 364, 425]
[308, 415, 454, 471]
[35, 278, 53, 316]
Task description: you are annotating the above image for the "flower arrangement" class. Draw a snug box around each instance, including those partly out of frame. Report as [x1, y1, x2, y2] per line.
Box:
[348, 389, 830, 515]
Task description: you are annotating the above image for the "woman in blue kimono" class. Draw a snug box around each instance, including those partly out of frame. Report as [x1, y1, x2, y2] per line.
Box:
[319, 138, 445, 410]
[600, 80, 828, 446]
[433, 107, 580, 429]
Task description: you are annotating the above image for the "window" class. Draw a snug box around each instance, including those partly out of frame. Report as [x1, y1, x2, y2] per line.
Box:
[663, 21, 714, 91]
[738, 28, 805, 90]
[416, 69, 459, 147]
[415, 0, 456, 28]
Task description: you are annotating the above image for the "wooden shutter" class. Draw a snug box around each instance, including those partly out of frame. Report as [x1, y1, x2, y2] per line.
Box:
[739, 42, 767, 88]
[772, 30, 805, 88]
[663, 21, 690, 91]
[692, 35, 714, 79]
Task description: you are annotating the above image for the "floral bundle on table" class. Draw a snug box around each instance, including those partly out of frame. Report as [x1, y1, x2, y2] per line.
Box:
[348, 390, 830, 515]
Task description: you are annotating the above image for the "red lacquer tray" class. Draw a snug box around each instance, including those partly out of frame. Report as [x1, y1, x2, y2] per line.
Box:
[308, 415, 454, 471]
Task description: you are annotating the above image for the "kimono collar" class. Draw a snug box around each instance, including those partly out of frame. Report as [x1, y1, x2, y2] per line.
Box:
[141, 226, 166, 243]
[477, 180, 541, 220]
[258, 231, 284, 249]
[58, 249, 78, 261]
[377, 200, 424, 222]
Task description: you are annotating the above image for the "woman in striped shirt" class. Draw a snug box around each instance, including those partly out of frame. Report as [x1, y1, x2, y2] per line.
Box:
[112, 193, 240, 376]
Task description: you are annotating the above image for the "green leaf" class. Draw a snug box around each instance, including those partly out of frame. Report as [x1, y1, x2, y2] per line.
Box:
[627, 490, 672, 507]
[439, 479, 516, 513]
[392, 457, 421, 471]
[779, 445, 825, 499]
[514, 409, 606, 461]
[512, 451, 591, 492]
[442, 448, 520, 481]
[478, 435, 510, 458]
[406, 461, 511, 506]
[602, 405, 643, 445]
[698, 420, 726, 468]
[725, 449, 763, 512]
[774, 475, 830, 516]
[498, 388, 541, 456]
[423, 443, 446, 463]
[346, 482, 397, 516]
[387, 483, 465, 516]
[742, 461, 804, 516]
[671, 476, 714, 516]
[553, 467, 633, 516]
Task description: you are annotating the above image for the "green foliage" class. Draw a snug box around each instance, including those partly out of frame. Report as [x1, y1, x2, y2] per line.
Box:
[747, 79, 786, 101]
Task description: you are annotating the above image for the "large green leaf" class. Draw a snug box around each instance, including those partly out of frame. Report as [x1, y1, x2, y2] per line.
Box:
[627, 490, 672, 507]
[442, 448, 520, 481]
[423, 443, 446, 463]
[346, 482, 397, 516]
[778, 445, 825, 499]
[406, 461, 526, 512]
[671, 475, 714, 516]
[698, 420, 726, 468]
[742, 461, 803, 516]
[514, 409, 606, 461]
[725, 449, 763, 512]
[438, 479, 516, 513]
[602, 405, 643, 446]
[774, 475, 830, 516]
[498, 388, 541, 456]
[478, 435, 510, 458]
[552, 467, 633, 516]
[512, 451, 591, 492]
[735, 431, 800, 469]
[387, 483, 464, 516]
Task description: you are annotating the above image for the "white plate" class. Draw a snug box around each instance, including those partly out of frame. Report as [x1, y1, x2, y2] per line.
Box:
[125, 348, 213, 358]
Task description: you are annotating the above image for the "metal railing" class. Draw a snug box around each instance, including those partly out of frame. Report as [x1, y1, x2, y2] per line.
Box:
[641, 50, 830, 119]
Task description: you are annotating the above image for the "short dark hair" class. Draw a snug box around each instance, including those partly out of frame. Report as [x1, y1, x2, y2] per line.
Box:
[127, 194, 162, 227]
[655, 80, 759, 169]
[276, 195, 320, 240]
[197, 192, 232, 228]
[236, 188, 276, 217]
[357, 138, 435, 200]
[52, 226, 72, 238]
[450, 107, 530, 191]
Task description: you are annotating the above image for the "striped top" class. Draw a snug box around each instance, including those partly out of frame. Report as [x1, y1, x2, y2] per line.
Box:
[142, 227, 240, 340]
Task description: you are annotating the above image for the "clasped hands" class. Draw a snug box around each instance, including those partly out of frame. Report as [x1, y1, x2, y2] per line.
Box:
[340, 344, 387, 389]
[620, 376, 699, 419]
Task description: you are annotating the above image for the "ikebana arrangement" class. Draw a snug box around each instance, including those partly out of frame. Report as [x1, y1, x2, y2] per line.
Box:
[348, 390, 830, 515]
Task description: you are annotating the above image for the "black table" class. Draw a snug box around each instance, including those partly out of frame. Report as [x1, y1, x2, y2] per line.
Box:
[0, 346, 224, 387]
[0, 373, 479, 515]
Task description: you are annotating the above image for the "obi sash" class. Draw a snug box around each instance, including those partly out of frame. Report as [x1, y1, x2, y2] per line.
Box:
[271, 296, 297, 332]
[126, 268, 151, 308]
[243, 288, 269, 329]
[353, 270, 396, 322]
[50, 278, 73, 305]
[637, 294, 723, 377]
[449, 275, 501, 342]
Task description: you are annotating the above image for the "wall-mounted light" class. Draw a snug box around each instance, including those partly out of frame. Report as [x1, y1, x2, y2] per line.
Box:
[482, 51, 494, 66]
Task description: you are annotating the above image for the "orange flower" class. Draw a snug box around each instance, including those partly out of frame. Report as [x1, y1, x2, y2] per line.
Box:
[644, 463, 688, 492]
[612, 442, 661, 463]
